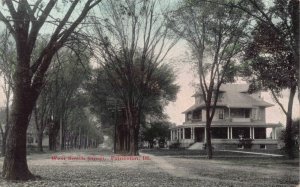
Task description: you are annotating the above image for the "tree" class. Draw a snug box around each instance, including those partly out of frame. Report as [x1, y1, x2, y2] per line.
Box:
[141, 121, 171, 148]
[168, 0, 249, 159]
[88, 60, 179, 154]
[33, 86, 50, 152]
[279, 119, 299, 157]
[0, 0, 101, 180]
[34, 48, 91, 151]
[91, 0, 177, 155]
[237, 0, 299, 158]
[0, 29, 15, 156]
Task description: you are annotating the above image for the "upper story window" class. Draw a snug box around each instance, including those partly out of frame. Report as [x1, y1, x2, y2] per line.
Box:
[219, 109, 224, 119]
[251, 108, 261, 120]
[195, 96, 202, 104]
[211, 91, 223, 102]
[231, 108, 251, 118]
[188, 114, 192, 119]
[245, 109, 250, 118]
[192, 110, 202, 120]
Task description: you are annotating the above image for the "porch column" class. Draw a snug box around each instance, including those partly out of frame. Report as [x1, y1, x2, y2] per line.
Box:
[179, 129, 181, 139]
[191, 127, 194, 140]
[252, 127, 255, 139]
[204, 127, 207, 142]
[227, 127, 230, 139]
[192, 127, 195, 140]
[272, 127, 276, 139]
[182, 128, 185, 139]
[230, 127, 232, 139]
[177, 129, 179, 140]
[173, 130, 175, 140]
[170, 130, 173, 141]
[250, 127, 252, 139]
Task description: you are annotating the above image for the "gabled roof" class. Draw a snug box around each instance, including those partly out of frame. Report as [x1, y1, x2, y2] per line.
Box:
[182, 103, 203, 113]
[183, 84, 273, 113]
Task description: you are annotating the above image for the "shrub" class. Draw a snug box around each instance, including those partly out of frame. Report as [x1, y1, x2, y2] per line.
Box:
[169, 140, 180, 149]
[239, 138, 253, 149]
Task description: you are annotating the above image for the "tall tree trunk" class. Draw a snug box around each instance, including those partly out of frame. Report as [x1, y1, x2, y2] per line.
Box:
[204, 92, 214, 159]
[128, 110, 139, 156]
[2, 37, 38, 179]
[206, 118, 213, 159]
[1, 132, 7, 157]
[49, 121, 59, 151]
[2, 95, 36, 180]
[74, 135, 78, 149]
[285, 85, 296, 159]
[59, 119, 65, 150]
[37, 131, 43, 152]
[129, 127, 136, 155]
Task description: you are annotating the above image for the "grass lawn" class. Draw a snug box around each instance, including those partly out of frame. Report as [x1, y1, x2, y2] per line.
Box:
[0, 148, 297, 186]
[141, 148, 299, 186]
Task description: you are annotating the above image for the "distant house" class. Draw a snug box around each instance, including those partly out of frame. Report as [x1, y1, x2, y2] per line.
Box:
[26, 122, 49, 148]
[0, 107, 49, 151]
[170, 84, 281, 150]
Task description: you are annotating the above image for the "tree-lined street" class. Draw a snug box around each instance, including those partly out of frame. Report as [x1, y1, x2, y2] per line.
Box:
[0, 0, 298, 185]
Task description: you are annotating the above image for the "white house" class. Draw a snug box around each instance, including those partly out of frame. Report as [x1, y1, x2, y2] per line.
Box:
[170, 84, 281, 150]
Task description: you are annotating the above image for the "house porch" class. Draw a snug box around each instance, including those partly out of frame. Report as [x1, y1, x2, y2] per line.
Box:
[170, 126, 280, 149]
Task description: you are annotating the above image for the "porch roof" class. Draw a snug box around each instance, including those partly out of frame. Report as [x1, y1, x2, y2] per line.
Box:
[171, 122, 282, 129]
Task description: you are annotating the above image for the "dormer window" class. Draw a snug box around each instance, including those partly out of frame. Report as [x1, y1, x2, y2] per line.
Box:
[219, 109, 224, 119]
[212, 92, 223, 102]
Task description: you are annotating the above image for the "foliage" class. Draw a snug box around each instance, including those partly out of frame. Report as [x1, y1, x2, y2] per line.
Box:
[89, 0, 179, 155]
[238, 138, 253, 149]
[141, 121, 171, 148]
[238, 0, 298, 159]
[0, 0, 102, 180]
[87, 58, 179, 137]
[169, 140, 180, 149]
[279, 119, 299, 157]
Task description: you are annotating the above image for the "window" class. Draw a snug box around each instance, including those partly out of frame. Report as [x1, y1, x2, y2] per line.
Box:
[192, 110, 202, 120]
[260, 144, 266, 149]
[217, 93, 223, 101]
[212, 91, 223, 100]
[254, 128, 266, 139]
[187, 113, 192, 120]
[232, 127, 250, 139]
[251, 108, 257, 119]
[211, 127, 227, 139]
[185, 128, 191, 139]
[245, 109, 250, 118]
[180, 129, 183, 139]
[219, 109, 224, 119]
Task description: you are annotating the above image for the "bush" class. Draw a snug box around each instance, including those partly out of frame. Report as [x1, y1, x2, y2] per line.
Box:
[279, 119, 299, 158]
[169, 140, 180, 149]
[239, 138, 253, 149]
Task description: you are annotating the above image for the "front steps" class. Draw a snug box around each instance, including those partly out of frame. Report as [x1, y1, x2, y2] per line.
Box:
[188, 142, 204, 150]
